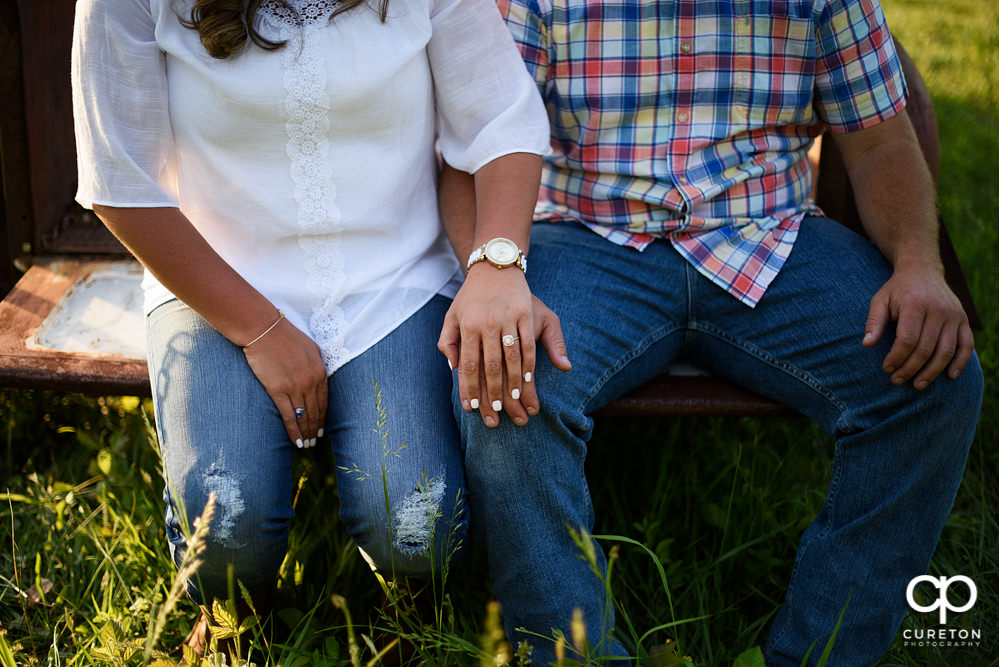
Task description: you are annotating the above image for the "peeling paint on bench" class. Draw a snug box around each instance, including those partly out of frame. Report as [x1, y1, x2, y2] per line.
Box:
[28, 263, 146, 359]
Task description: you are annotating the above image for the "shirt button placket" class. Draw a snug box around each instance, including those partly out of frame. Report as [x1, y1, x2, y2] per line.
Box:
[672, 5, 694, 207]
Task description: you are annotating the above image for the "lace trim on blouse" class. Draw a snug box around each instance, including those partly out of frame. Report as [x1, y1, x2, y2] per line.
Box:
[260, 0, 339, 28]
[263, 1, 348, 372]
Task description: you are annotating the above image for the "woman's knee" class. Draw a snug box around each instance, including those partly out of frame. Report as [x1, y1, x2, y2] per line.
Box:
[189, 535, 286, 603]
[166, 472, 292, 602]
[351, 475, 468, 579]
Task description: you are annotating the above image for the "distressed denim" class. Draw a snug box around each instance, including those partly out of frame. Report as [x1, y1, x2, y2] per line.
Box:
[147, 295, 466, 603]
[455, 218, 982, 666]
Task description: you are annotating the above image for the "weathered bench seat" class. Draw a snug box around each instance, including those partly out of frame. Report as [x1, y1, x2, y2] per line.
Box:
[0, 1, 978, 417]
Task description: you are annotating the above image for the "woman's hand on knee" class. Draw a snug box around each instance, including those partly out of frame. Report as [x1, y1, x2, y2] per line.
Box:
[439, 277, 571, 427]
[242, 318, 328, 447]
[439, 264, 534, 427]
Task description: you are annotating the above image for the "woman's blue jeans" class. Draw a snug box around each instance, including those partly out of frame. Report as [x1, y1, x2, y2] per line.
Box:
[147, 295, 466, 604]
[454, 218, 983, 666]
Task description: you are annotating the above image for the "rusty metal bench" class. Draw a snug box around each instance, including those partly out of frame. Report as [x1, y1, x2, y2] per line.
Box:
[0, 0, 979, 416]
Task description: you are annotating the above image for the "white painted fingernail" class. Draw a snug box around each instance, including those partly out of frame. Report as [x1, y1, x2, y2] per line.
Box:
[310, 438, 317, 447]
[318, 428, 324, 437]
[524, 372, 533, 383]
[512, 388, 521, 400]
[492, 400, 503, 412]
[448, 358, 453, 371]
[470, 398, 480, 409]
[296, 439, 303, 448]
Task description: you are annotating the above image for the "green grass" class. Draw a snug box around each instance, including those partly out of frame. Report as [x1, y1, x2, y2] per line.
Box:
[1, 1, 997, 664]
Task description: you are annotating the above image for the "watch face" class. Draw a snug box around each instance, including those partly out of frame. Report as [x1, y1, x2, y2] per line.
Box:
[484, 238, 518, 265]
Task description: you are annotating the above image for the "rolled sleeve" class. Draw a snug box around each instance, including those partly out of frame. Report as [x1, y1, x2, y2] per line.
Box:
[428, 0, 551, 173]
[72, 0, 179, 209]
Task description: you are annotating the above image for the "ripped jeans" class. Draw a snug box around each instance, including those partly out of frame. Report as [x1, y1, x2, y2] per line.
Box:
[146, 295, 466, 603]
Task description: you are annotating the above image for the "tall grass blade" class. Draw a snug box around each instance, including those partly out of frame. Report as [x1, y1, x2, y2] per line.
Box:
[814, 594, 850, 667]
[0, 631, 17, 667]
[142, 493, 217, 665]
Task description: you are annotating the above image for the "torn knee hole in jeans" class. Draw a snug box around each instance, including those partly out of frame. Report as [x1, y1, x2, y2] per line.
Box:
[188, 464, 245, 548]
[392, 476, 446, 555]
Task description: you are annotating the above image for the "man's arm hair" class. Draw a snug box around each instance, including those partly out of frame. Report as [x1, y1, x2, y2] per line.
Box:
[831, 111, 974, 389]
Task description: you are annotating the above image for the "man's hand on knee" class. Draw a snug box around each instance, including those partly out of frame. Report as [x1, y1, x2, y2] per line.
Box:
[863, 267, 974, 389]
[510, 296, 572, 420]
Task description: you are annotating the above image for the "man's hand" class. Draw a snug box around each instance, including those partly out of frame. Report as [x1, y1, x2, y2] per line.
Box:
[508, 295, 572, 422]
[863, 265, 974, 389]
[831, 112, 975, 390]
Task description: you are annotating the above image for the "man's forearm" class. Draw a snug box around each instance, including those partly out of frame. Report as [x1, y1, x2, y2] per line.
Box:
[832, 109, 973, 388]
[831, 111, 942, 273]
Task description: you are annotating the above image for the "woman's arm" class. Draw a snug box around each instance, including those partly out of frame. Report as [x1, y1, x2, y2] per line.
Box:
[427, 0, 565, 427]
[438, 161, 571, 427]
[73, 1, 325, 447]
[437, 153, 537, 428]
[94, 205, 327, 446]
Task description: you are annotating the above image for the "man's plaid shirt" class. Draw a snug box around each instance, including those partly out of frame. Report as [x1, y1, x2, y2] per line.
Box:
[498, 0, 907, 306]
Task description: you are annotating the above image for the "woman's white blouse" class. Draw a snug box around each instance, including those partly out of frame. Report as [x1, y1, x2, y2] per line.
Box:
[72, 0, 550, 373]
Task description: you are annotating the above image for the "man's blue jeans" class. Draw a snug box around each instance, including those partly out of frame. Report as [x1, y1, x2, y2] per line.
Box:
[147, 295, 467, 604]
[454, 218, 982, 666]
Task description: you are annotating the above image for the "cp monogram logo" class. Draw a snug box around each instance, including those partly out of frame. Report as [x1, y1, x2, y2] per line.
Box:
[906, 575, 978, 624]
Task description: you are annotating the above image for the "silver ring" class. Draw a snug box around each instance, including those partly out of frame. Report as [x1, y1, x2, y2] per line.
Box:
[294, 407, 306, 419]
[502, 334, 520, 347]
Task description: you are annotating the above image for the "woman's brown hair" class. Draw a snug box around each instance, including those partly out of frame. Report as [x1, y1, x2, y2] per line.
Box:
[180, 0, 390, 59]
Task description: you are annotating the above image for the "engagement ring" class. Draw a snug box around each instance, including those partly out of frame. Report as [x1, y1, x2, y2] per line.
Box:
[502, 334, 519, 347]
[294, 407, 306, 419]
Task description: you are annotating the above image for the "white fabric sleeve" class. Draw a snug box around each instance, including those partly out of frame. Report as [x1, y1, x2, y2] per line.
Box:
[72, 0, 179, 209]
[428, 0, 551, 173]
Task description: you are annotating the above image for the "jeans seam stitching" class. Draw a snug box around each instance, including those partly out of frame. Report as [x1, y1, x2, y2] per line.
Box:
[690, 322, 850, 415]
[684, 263, 697, 347]
[579, 320, 685, 411]
[769, 445, 843, 654]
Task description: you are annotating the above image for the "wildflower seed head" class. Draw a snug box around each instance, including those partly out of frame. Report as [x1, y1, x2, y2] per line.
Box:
[571, 607, 587, 653]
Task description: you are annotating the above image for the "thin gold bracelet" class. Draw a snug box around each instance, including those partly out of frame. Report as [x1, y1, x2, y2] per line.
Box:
[243, 310, 285, 348]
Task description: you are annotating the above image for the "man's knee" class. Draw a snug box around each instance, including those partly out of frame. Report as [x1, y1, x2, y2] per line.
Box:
[928, 351, 984, 438]
[906, 348, 984, 418]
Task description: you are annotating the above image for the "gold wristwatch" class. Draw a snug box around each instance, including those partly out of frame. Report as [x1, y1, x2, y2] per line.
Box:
[466, 238, 527, 273]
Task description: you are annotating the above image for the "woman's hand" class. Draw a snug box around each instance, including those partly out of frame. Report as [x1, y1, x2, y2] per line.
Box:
[439, 263, 535, 428]
[91, 205, 329, 446]
[242, 317, 328, 447]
